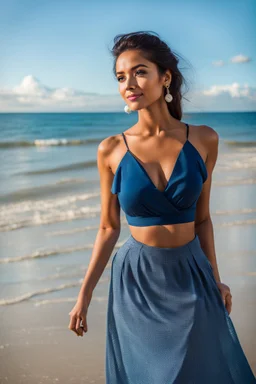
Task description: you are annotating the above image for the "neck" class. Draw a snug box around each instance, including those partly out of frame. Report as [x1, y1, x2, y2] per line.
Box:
[137, 100, 180, 136]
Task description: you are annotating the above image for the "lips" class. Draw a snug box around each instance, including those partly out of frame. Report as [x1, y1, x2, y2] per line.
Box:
[127, 93, 143, 100]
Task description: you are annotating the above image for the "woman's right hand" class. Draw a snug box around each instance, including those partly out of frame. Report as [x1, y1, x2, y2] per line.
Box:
[68, 291, 92, 337]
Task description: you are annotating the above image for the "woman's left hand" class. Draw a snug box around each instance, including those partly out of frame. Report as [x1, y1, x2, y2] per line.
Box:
[216, 281, 232, 315]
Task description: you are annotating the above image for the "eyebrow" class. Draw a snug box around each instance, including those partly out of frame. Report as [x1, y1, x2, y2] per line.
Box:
[116, 64, 149, 75]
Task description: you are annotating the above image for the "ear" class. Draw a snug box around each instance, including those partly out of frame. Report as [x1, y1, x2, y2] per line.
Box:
[163, 70, 172, 86]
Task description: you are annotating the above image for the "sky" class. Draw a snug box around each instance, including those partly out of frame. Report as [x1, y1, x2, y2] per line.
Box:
[0, 0, 255, 113]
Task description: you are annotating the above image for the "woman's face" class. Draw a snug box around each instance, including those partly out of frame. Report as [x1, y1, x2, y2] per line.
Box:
[115, 50, 171, 111]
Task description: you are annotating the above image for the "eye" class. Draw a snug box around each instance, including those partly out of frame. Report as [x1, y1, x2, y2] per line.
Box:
[117, 69, 146, 82]
[136, 69, 146, 75]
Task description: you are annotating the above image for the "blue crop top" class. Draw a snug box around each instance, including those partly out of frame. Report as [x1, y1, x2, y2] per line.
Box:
[111, 123, 208, 226]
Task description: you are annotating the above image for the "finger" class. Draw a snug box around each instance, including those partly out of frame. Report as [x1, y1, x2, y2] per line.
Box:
[76, 317, 83, 337]
[81, 315, 88, 333]
[68, 316, 80, 336]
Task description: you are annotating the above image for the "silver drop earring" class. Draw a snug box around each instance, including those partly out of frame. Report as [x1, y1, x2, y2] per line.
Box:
[165, 84, 173, 103]
[124, 105, 132, 114]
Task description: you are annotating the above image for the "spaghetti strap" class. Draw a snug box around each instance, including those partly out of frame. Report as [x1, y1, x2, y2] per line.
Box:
[185, 123, 189, 139]
[121, 132, 129, 151]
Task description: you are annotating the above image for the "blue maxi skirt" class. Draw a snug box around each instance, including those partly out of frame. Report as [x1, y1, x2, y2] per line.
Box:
[105, 234, 256, 384]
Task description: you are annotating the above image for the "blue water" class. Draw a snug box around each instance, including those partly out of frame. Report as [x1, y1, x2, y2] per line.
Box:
[0, 112, 255, 146]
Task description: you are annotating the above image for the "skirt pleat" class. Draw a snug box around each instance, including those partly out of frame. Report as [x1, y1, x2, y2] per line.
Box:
[105, 234, 256, 384]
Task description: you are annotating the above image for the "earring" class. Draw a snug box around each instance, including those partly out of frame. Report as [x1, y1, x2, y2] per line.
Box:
[124, 105, 132, 114]
[165, 84, 173, 103]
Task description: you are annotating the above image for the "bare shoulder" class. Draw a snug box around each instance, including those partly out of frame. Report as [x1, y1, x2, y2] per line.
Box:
[189, 124, 218, 141]
[190, 124, 219, 151]
[188, 124, 219, 168]
[197, 124, 219, 168]
[97, 134, 122, 172]
[198, 124, 219, 144]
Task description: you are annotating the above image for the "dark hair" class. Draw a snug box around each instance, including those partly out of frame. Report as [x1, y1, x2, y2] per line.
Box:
[109, 31, 191, 120]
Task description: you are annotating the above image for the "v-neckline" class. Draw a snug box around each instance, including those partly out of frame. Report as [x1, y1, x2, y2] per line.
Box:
[127, 139, 188, 193]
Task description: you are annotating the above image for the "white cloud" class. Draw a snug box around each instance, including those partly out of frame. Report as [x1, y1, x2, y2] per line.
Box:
[202, 82, 256, 99]
[0, 75, 255, 112]
[212, 55, 252, 66]
[14, 75, 49, 96]
[230, 54, 251, 64]
[0, 75, 122, 112]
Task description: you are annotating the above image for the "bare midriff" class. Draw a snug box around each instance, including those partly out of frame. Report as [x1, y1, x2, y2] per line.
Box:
[129, 222, 196, 248]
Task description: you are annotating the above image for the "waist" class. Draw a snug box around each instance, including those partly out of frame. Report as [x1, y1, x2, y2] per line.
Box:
[126, 232, 201, 258]
[129, 221, 195, 248]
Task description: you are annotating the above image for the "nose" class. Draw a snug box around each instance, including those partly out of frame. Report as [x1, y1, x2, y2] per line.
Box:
[125, 76, 137, 89]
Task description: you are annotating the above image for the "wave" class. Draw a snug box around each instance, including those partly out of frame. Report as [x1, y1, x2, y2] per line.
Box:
[0, 244, 94, 264]
[216, 218, 256, 227]
[216, 152, 256, 171]
[0, 192, 101, 231]
[0, 178, 92, 204]
[1, 136, 255, 150]
[0, 205, 100, 232]
[0, 137, 102, 149]
[0, 279, 109, 306]
[223, 139, 256, 147]
[5, 265, 111, 285]
[214, 207, 256, 215]
[17, 160, 97, 175]
[0, 239, 124, 264]
[7, 137, 254, 148]
[213, 178, 256, 186]
[32, 296, 108, 307]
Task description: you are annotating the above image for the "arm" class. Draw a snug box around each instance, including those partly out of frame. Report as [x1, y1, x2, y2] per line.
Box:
[194, 126, 221, 283]
[194, 126, 233, 315]
[69, 136, 121, 336]
[78, 136, 121, 300]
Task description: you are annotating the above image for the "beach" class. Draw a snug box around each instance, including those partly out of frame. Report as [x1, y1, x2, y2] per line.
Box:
[0, 112, 256, 383]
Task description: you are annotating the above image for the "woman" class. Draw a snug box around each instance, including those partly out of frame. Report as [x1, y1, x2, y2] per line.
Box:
[69, 31, 256, 383]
